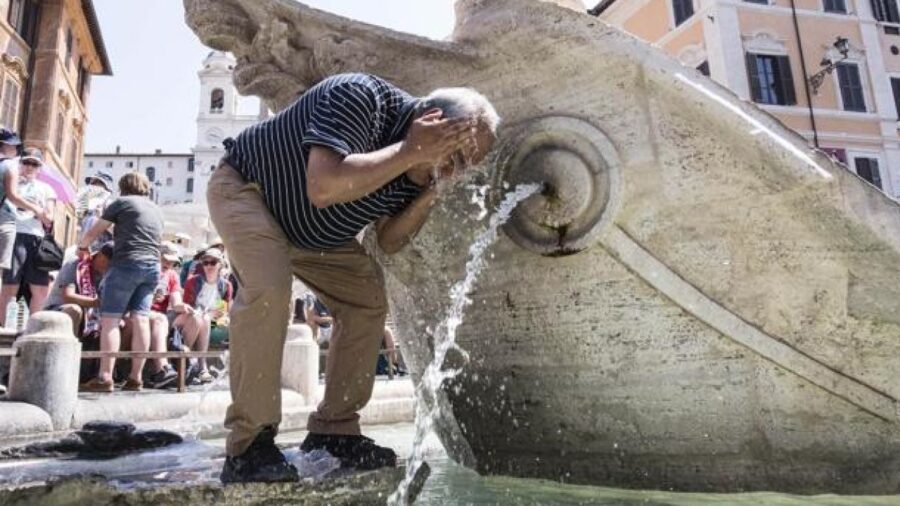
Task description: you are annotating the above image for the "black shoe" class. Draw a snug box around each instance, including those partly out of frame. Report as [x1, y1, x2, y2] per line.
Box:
[220, 427, 299, 484]
[300, 433, 397, 470]
[146, 366, 177, 389]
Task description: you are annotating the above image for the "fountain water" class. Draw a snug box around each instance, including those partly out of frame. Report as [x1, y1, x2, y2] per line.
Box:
[389, 183, 540, 504]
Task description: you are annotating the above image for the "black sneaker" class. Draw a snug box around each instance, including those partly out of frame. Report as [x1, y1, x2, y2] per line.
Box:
[220, 427, 299, 484]
[146, 366, 177, 389]
[300, 433, 397, 470]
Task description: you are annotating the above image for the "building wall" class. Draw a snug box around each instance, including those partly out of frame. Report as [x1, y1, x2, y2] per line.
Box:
[598, 0, 900, 198]
[0, 0, 110, 246]
[83, 153, 196, 205]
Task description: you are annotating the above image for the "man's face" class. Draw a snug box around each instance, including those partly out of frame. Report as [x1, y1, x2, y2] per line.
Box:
[0, 143, 16, 158]
[438, 119, 496, 175]
[161, 259, 176, 272]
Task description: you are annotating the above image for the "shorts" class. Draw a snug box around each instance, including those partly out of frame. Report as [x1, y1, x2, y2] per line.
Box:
[2, 233, 50, 286]
[100, 261, 160, 319]
[0, 222, 15, 270]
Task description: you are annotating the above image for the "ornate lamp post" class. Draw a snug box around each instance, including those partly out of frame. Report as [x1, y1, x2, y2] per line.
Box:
[807, 36, 851, 95]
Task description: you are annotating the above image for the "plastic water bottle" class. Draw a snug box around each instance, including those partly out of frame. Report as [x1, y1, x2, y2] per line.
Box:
[4, 300, 17, 330]
[17, 299, 29, 332]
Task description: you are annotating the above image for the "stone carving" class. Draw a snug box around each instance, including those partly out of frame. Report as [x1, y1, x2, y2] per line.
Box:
[184, 0, 900, 493]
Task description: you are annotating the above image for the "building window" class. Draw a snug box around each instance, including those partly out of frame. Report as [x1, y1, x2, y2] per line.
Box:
[88, 161, 94, 168]
[64, 214, 72, 247]
[188, 158, 195, 172]
[672, 0, 694, 25]
[166, 177, 173, 187]
[167, 160, 173, 168]
[65, 28, 73, 65]
[68, 138, 79, 177]
[837, 63, 866, 112]
[824, 0, 847, 12]
[746, 53, 796, 106]
[871, 0, 900, 22]
[210, 88, 224, 113]
[697, 60, 710, 76]
[744, 0, 769, 5]
[125, 161, 134, 168]
[186, 177, 194, 193]
[8, 0, 38, 46]
[54, 112, 66, 158]
[146, 166, 156, 182]
[0, 77, 21, 130]
[76, 58, 90, 103]
[891, 77, 900, 119]
[105, 161, 114, 168]
[854, 157, 883, 189]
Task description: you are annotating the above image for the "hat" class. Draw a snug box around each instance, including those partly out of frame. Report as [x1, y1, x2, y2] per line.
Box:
[94, 241, 115, 258]
[84, 171, 114, 192]
[160, 241, 181, 263]
[0, 128, 21, 146]
[20, 147, 43, 164]
[200, 248, 224, 262]
[209, 236, 224, 249]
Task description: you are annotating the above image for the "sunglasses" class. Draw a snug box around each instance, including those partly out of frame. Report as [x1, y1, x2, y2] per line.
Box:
[21, 160, 40, 167]
[201, 260, 219, 266]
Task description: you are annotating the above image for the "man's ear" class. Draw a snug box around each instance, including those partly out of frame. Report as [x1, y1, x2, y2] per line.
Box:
[419, 108, 444, 120]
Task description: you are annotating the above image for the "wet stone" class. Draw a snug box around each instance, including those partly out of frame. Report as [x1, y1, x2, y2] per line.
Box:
[0, 420, 183, 460]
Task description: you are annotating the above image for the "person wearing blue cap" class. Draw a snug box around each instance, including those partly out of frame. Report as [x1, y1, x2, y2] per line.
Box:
[0, 129, 52, 296]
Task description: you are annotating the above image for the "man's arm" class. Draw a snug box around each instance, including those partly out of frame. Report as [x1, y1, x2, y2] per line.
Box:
[77, 219, 112, 259]
[62, 285, 99, 308]
[374, 188, 438, 254]
[306, 111, 476, 208]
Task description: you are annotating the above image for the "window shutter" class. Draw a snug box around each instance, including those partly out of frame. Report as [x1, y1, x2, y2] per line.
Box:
[869, 159, 883, 189]
[838, 64, 866, 112]
[777, 56, 796, 105]
[746, 54, 761, 103]
[892, 78, 900, 119]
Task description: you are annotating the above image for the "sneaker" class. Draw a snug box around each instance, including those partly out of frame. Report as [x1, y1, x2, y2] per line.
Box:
[300, 433, 397, 470]
[197, 370, 215, 384]
[220, 427, 299, 484]
[122, 378, 142, 392]
[79, 378, 114, 393]
[146, 366, 178, 389]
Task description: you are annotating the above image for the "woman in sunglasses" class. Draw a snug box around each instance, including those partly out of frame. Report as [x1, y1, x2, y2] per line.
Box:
[0, 148, 56, 319]
[176, 247, 233, 383]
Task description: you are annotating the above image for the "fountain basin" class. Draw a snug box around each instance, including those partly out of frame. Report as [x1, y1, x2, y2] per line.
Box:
[184, 0, 900, 493]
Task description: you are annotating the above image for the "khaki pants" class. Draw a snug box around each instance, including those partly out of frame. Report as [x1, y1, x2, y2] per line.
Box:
[208, 164, 388, 457]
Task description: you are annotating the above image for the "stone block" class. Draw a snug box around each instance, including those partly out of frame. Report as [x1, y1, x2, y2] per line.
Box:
[281, 324, 317, 403]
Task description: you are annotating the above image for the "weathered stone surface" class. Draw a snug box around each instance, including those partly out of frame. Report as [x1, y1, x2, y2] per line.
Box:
[184, 0, 900, 494]
[0, 467, 403, 506]
[0, 402, 54, 437]
[8, 312, 81, 430]
[282, 324, 318, 402]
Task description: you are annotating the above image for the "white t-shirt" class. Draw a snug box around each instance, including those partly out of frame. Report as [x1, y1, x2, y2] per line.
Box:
[15, 178, 54, 236]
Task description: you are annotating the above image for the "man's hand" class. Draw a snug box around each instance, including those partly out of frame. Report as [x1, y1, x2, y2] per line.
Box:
[76, 247, 91, 261]
[401, 110, 478, 167]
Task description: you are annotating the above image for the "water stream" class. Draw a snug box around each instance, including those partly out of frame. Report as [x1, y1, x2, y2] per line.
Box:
[390, 183, 541, 504]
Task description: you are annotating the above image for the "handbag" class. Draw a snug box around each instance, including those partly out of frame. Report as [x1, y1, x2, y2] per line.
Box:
[34, 231, 64, 272]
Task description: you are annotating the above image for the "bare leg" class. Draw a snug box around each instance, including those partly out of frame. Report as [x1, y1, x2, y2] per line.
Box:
[197, 315, 211, 371]
[148, 312, 169, 372]
[129, 314, 151, 382]
[0, 285, 18, 326]
[99, 316, 122, 383]
[28, 283, 50, 314]
[383, 327, 398, 370]
[59, 304, 84, 337]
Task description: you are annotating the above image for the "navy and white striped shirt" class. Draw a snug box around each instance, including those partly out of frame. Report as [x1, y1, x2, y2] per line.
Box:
[224, 73, 423, 250]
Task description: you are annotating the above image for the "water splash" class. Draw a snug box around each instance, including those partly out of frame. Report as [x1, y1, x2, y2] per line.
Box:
[390, 183, 540, 505]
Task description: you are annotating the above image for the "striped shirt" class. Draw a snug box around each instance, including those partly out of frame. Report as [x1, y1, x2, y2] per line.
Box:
[224, 73, 423, 250]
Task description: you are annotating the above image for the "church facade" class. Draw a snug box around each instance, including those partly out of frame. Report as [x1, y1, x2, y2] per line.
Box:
[84, 51, 265, 206]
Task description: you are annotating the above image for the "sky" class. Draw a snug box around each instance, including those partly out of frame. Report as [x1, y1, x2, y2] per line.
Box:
[85, 0, 587, 154]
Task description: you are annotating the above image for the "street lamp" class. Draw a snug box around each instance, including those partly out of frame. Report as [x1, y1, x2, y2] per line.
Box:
[807, 36, 851, 95]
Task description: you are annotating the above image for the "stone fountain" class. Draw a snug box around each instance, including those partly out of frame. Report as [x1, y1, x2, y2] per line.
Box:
[184, 0, 900, 494]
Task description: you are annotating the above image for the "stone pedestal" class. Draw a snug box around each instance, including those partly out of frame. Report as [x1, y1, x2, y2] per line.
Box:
[280, 324, 318, 404]
[8, 312, 81, 430]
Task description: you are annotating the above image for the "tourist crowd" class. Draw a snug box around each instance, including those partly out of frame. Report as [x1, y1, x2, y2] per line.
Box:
[0, 125, 404, 395]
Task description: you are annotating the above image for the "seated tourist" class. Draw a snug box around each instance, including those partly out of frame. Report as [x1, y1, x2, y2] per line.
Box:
[43, 241, 114, 337]
[176, 248, 232, 383]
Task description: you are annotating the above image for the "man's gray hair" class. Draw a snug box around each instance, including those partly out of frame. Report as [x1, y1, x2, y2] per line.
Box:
[416, 88, 501, 133]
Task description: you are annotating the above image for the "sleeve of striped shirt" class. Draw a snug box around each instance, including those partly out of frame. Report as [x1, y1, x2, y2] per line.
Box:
[303, 81, 382, 156]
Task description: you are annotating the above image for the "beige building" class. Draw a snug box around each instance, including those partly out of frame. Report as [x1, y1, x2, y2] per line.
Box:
[593, 0, 900, 198]
[0, 0, 111, 245]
